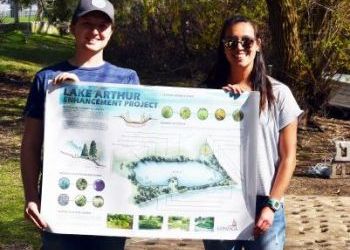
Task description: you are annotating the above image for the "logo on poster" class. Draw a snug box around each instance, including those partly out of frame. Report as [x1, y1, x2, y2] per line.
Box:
[216, 219, 238, 232]
[92, 0, 106, 9]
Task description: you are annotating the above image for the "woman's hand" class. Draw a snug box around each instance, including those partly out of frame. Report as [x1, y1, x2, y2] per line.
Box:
[254, 206, 275, 238]
[222, 84, 249, 95]
[53, 72, 80, 84]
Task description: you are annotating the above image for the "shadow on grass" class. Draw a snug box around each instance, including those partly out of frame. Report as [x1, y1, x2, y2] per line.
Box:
[0, 102, 25, 118]
[0, 80, 30, 97]
[0, 97, 25, 131]
[0, 81, 27, 161]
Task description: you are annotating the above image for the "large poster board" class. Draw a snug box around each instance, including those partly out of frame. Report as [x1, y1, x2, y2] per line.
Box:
[41, 82, 259, 240]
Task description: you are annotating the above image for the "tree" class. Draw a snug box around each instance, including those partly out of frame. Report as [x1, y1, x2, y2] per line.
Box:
[265, 0, 305, 84]
[299, 0, 350, 119]
[11, 0, 20, 23]
[108, 0, 267, 76]
[266, 0, 350, 122]
[11, 0, 37, 23]
[89, 140, 97, 158]
[47, 0, 76, 23]
[36, 0, 46, 21]
[81, 143, 88, 157]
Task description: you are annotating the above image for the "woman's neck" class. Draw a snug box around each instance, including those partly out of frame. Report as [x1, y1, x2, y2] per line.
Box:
[228, 66, 253, 89]
[69, 50, 105, 68]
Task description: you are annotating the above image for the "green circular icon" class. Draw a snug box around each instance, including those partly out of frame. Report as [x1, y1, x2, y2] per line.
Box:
[232, 110, 244, 122]
[58, 177, 70, 190]
[76, 178, 88, 190]
[161, 106, 173, 118]
[197, 108, 209, 120]
[215, 108, 226, 121]
[92, 196, 104, 208]
[75, 195, 87, 207]
[180, 107, 191, 119]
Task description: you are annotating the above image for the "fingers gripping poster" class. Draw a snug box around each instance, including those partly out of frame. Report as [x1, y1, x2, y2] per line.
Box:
[42, 82, 259, 240]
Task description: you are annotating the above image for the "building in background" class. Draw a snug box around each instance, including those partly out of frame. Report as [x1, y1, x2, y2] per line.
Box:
[0, 0, 38, 19]
[328, 74, 350, 119]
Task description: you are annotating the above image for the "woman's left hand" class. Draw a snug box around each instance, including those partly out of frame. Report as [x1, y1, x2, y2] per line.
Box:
[254, 206, 275, 238]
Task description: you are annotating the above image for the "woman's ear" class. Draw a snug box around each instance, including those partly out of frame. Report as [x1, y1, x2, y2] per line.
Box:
[256, 38, 262, 52]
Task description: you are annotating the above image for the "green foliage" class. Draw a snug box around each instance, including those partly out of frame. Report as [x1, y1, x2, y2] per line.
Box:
[75, 194, 87, 206]
[108, 0, 267, 77]
[81, 143, 88, 157]
[17, 0, 36, 7]
[47, 0, 77, 24]
[267, 0, 350, 117]
[168, 216, 190, 230]
[89, 140, 97, 158]
[302, 0, 350, 114]
[109, 0, 349, 116]
[139, 215, 163, 229]
[195, 217, 214, 229]
[134, 186, 161, 204]
[107, 214, 133, 229]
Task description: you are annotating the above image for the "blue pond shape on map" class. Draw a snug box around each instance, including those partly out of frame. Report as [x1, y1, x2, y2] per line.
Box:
[134, 162, 223, 187]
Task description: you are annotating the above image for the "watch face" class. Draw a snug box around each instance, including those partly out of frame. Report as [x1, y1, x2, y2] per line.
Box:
[267, 199, 281, 211]
[272, 200, 281, 210]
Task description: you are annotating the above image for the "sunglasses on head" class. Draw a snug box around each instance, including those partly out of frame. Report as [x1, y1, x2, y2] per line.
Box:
[222, 36, 255, 50]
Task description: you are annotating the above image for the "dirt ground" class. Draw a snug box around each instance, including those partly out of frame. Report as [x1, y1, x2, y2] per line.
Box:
[124, 195, 350, 250]
[287, 176, 350, 196]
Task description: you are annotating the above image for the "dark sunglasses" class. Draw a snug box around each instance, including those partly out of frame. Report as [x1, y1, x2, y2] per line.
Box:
[222, 36, 255, 50]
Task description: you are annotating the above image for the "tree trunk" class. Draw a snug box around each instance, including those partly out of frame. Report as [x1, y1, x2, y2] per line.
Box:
[12, 0, 20, 23]
[265, 0, 304, 88]
[265, 0, 326, 125]
[36, 0, 47, 21]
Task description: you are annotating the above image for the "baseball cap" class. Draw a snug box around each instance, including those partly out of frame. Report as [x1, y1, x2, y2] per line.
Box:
[72, 0, 115, 24]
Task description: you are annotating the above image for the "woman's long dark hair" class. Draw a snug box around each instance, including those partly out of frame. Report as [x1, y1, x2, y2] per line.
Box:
[204, 16, 274, 112]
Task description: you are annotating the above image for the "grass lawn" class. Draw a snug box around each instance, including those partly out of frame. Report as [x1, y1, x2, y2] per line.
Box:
[1, 16, 39, 24]
[0, 89, 40, 249]
[0, 30, 74, 79]
[0, 160, 41, 249]
[0, 29, 74, 249]
[0, 15, 37, 23]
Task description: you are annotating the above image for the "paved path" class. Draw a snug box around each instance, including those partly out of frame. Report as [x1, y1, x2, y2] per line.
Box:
[125, 195, 350, 250]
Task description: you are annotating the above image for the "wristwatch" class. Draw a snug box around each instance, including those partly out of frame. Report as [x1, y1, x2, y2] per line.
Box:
[265, 198, 281, 212]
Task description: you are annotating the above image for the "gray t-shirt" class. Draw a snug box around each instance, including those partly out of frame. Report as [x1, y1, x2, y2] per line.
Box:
[256, 77, 303, 196]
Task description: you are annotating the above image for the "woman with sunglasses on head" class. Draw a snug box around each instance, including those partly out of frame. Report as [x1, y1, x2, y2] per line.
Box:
[203, 16, 302, 250]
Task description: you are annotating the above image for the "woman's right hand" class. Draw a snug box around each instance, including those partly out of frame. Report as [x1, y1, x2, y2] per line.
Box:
[25, 200, 48, 230]
[53, 72, 80, 85]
